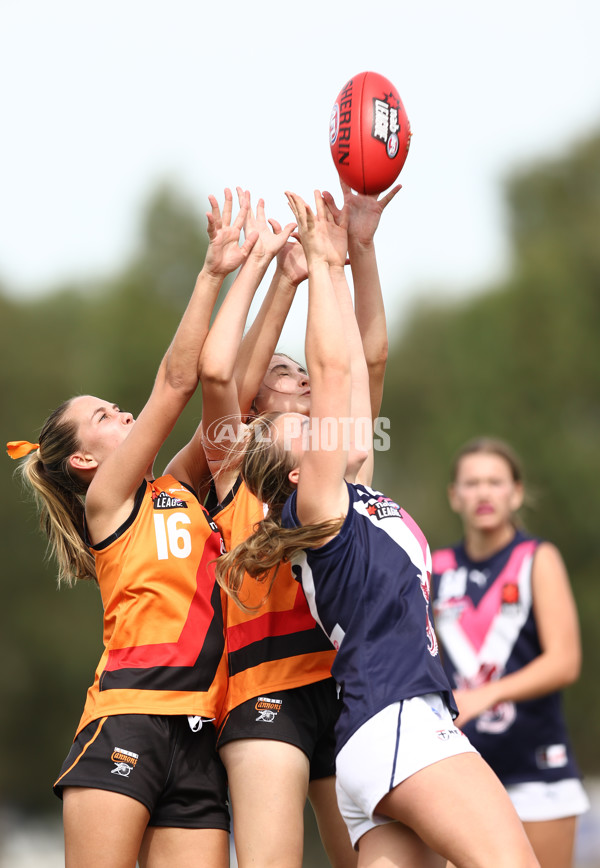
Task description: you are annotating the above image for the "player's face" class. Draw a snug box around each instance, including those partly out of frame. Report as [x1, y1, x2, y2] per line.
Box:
[67, 395, 135, 463]
[253, 355, 311, 416]
[448, 453, 523, 532]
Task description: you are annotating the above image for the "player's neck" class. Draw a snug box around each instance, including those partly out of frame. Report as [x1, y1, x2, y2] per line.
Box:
[463, 524, 516, 563]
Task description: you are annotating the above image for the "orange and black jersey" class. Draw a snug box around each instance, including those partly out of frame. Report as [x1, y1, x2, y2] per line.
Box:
[210, 477, 335, 720]
[76, 475, 228, 735]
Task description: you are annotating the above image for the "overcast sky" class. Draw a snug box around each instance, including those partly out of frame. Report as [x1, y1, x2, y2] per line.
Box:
[2, 0, 600, 357]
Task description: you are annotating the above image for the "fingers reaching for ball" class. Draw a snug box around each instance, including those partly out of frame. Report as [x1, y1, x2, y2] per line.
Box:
[285, 191, 332, 266]
[203, 188, 259, 276]
[284, 191, 306, 222]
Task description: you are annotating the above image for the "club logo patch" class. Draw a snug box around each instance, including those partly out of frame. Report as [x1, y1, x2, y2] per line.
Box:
[501, 581, 520, 613]
[255, 696, 282, 723]
[111, 746, 139, 777]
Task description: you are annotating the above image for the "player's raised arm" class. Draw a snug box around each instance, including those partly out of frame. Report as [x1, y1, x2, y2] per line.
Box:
[322, 179, 400, 422]
[234, 228, 308, 416]
[284, 191, 352, 529]
[198, 193, 295, 501]
[87, 189, 257, 528]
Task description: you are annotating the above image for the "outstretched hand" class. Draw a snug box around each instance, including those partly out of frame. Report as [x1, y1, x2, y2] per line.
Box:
[286, 190, 348, 269]
[322, 179, 401, 246]
[285, 191, 333, 267]
[203, 188, 259, 277]
[319, 191, 349, 269]
[274, 231, 309, 287]
[237, 187, 296, 264]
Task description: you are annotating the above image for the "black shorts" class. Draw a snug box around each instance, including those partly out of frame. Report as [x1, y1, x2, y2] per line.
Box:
[217, 678, 341, 781]
[54, 715, 229, 831]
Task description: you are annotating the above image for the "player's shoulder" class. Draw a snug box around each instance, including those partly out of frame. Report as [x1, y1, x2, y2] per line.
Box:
[431, 544, 459, 575]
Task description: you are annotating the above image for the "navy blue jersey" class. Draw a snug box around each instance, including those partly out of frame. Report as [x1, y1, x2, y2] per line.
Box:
[281, 482, 456, 754]
[432, 530, 581, 785]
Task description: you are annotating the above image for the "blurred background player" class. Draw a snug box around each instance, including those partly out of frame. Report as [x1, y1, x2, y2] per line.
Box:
[431, 437, 589, 868]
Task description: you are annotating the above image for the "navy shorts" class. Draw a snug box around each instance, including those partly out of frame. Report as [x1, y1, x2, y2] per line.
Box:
[217, 678, 341, 780]
[54, 714, 229, 831]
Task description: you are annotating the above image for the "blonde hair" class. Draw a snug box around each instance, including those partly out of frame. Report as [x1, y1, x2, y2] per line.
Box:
[16, 399, 96, 586]
[215, 415, 343, 610]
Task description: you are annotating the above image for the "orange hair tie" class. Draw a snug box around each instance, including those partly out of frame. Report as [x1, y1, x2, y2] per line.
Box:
[6, 440, 40, 460]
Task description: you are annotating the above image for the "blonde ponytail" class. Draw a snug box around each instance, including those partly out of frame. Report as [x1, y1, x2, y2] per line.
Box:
[15, 400, 96, 586]
[215, 415, 343, 610]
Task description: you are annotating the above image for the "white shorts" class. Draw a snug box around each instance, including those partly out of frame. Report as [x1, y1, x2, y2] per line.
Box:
[506, 778, 590, 822]
[335, 693, 478, 847]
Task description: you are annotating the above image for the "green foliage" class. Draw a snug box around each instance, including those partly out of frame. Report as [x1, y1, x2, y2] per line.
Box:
[3, 125, 600, 818]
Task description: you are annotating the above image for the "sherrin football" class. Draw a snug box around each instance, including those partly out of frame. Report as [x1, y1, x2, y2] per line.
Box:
[329, 71, 411, 195]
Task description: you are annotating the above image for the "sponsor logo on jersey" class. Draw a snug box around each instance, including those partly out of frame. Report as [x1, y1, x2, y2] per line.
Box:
[110, 746, 139, 777]
[436, 727, 464, 741]
[468, 568, 488, 587]
[153, 491, 188, 510]
[437, 566, 468, 599]
[366, 496, 402, 521]
[536, 743, 568, 769]
[255, 696, 282, 723]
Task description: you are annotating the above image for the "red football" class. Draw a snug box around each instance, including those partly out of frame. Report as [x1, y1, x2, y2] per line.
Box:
[329, 71, 411, 195]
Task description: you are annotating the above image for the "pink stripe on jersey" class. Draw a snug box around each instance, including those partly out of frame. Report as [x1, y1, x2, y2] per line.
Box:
[432, 548, 458, 574]
[459, 540, 537, 652]
[401, 509, 430, 565]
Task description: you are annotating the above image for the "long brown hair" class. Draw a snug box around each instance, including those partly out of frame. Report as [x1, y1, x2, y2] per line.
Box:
[215, 415, 343, 610]
[16, 399, 96, 586]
